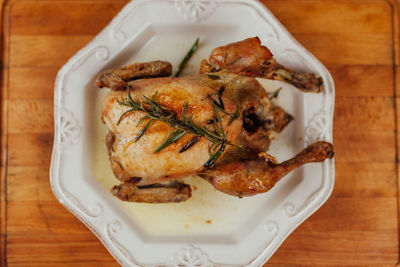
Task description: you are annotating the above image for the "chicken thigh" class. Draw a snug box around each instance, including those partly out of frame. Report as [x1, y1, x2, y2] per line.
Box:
[97, 37, 334, 203]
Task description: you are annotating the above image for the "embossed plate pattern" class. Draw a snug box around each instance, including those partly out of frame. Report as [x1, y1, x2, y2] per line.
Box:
[50, 0, 335, 266]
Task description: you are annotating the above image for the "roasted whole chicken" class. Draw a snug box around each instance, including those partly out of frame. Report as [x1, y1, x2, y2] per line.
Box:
[97, 37, 334, 203]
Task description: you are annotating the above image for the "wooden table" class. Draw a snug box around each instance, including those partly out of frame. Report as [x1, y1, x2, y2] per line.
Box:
[1, 0, 399, 266]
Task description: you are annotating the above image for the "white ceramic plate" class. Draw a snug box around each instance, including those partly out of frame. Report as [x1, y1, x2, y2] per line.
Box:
[50, 0, 335, 266]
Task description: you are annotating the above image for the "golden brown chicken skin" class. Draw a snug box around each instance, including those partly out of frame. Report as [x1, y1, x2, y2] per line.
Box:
[97, 37, 333, 203]
[101, 76, 242, 184]
[199, 142, 333, 197]
[201, 37, 323, 92]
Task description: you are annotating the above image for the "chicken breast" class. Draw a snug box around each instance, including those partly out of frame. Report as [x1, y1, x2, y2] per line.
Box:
[102, 76, 242, 185]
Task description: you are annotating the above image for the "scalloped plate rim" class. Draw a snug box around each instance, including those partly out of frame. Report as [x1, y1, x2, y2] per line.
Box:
[50, 0, 335, 266]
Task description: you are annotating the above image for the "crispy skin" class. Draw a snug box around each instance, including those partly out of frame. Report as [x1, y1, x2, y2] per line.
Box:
[201, 37, 323, 92]
[96, 60, 172, 90]
[199, 141, 334, 197]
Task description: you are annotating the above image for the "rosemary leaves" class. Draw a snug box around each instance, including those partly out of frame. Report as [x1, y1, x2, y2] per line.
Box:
[174, 38, 200, 77]
[205, 93, 239, 127]
[179, 136, 200, 153]
[117, 88, 239, 167]
[268, 88, 282, 100]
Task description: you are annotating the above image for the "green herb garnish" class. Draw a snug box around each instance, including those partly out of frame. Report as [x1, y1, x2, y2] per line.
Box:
[228, 104, 240, 126]
[179, 136, 200, 153]
[205, 94, 239, 125]
[135, 118, 153, 142]
[174, 38, 200, 77]
[114, 160, 124, 170]
[117, 88, 240, 167]
[268, 88, 282, 100]
[205, 139, 226, 167]
[226, 56, 242, 66]
[154, 130, 186, 153]
[222, 53, 227, 64]
[207, 74, 220, 80]
[218, 86, 225, 96]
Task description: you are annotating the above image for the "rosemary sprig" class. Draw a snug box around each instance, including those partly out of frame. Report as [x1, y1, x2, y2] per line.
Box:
[116, 88, 239, 167]
[206, 94, 224, 110]
[117, 108, 135, 125]
[213, 103, 224, 137]
[205, 140, 226, 167]
[218, 86, 225, 96]
[154, 130, 186, 153]
[135, 119, 153, 142]
[228, 104, 240, 126]
[174, 38, 200, 77]
[114, 160, 124, 170]
[207, 74, 220, 80]
[226, 56, 242, 66]
[179, 136, 200, 153]
[268, 88, 282, 100]
[218, 86, 225, 110]
[222, 53, 227, 64]
[206, 94, 240, 124]
[137, 115, 150, 126]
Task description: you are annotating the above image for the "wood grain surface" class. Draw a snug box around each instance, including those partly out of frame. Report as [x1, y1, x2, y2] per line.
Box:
[1, 0, 399, 266]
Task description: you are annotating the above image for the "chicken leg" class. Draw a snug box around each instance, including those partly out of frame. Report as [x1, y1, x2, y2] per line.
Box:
[199, 141, 334, 197]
